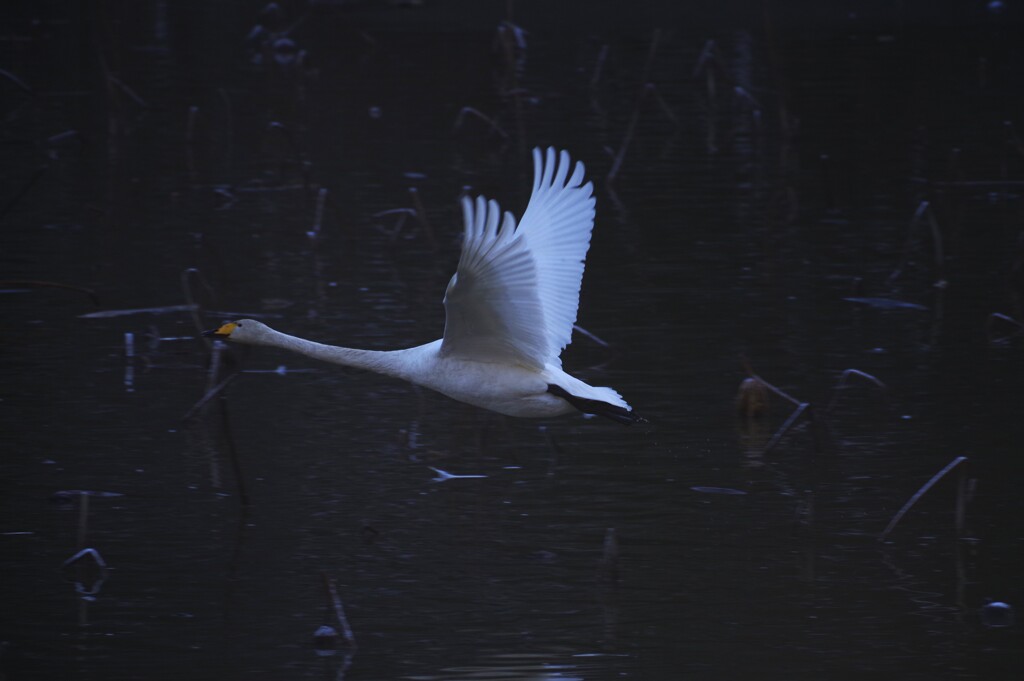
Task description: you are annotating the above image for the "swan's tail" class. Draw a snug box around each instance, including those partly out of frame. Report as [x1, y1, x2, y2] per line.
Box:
[547, 384, 646, 426]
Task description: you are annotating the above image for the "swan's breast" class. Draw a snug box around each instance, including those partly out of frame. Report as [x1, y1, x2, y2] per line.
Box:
[398, 347, 570, 417]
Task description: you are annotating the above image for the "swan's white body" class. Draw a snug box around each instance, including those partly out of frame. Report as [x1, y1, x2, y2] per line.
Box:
[209, 148, 639, 423]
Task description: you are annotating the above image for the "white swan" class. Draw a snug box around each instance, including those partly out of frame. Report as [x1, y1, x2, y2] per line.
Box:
[206, 147, 643, 424]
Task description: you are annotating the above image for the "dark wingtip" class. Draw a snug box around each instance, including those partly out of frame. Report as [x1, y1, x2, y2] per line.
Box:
[628, 412, 649, 426]
[548, 384, 647, 426]
[605, 408, 648, 426]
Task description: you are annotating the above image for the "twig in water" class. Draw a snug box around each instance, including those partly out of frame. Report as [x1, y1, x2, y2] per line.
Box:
[372, 208, 416, 220]
[62, 547, 110, 596]
[825, 369, 887, 414]
[182, 370, 240, 422]
[542, 426, 563, 456]
[0, 166, 48, 221]
[1005, 120, 1024, 159]
[408, 187, 436, 249]
[62, 547, 108, 571]
[206, 339, 225, 393]
[186, 345, 251, 507]
[739, 357, 802, 407]
[761, 402, 812, 456]
[649, 84, 679, 126]
[62, 493, 111, 597]
[607, 84, 653, 182]
[693, 39, 727, 153]
[607, 30, 667, 182]
[955, 468, 970, 538]
[77, 492, 90, 549]
[493, 21, 527, 83]
[186, 105, 199, 144]
[879, 456, 969, 541]
[693, 39, 717, 80]
[819, 153, 837, 210]
[47, 129, 82, 150]
[986, 312, 1024, 343]
[453, 107, 508, 139]
[494, 23, 516, 73]
[218, 389, 250, 507]
[182, 337, 235, 421]
[371, 208, 416, 242]
[321, 573, 357, 649]
[947, 146, 962, 181]
[880, 456, 966, 540]
[429, 467, 487, 482]
[0, 278, 97, 305]
[733, 86, 762, 129]
[590, 44, 609, 89]
[739, 358, 822, 454]
[502, 21, 527, 50]
[124, 332, 135, 392]
[267, 121, 305, 176]
[79, 304, 198, 319]
[107, 74, 149, 109]
[597, 527, 619, 585]
[219, 87, 233, 150]
[640, 28, 662, 83]
[888, 200, 945, 286]
[124, 332, 135, 359]
[924, 179, 1024, 188]
[308, 187, 328, 238]
[694, 38, 722, 103]
[181, 267, 215, 344]
[572, 323, 610, 348]
[0, 68, 33, 95]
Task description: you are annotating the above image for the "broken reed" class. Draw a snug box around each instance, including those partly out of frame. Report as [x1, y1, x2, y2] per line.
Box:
[321, 572, 357, 650]
[737, 360, 887, 455]
[880, 456, 971, 541]
[453, 106, 508, 140]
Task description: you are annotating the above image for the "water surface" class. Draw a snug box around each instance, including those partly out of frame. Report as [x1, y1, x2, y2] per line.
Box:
[2, 2, 1023, 679]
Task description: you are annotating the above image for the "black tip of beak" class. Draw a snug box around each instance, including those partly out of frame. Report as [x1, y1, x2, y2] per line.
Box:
[202, 328, 222, 338]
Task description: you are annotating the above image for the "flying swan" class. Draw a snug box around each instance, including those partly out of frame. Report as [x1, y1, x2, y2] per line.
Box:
[206, 148, 643, 424]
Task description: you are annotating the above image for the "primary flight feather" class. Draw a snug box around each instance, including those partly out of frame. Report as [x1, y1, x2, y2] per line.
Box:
[206, 147, 643, 424]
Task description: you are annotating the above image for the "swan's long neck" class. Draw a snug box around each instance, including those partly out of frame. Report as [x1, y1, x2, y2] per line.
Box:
[253, 327, 429, 380]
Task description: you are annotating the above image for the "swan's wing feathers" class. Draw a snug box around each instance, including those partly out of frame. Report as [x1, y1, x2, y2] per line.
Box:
[516, 148, 596, 364]
[441, 197, 548, 369]
[441, 148, 595, 369]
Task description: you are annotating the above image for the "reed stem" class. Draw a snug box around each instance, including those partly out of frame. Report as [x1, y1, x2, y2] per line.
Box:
[321, 573, 357, 649]
[879, 456, 969, 541]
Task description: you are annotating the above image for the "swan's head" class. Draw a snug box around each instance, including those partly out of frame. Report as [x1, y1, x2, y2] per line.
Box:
[203, 319, 273, 345]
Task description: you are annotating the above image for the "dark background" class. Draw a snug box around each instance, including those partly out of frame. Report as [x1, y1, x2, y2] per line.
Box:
[2, 1, 1023, 679]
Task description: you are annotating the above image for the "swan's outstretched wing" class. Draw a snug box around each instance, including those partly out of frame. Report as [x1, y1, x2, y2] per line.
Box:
[440, 148, 596, 369]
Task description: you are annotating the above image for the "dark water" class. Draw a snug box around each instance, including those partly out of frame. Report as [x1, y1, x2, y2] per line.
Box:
[3, 2, 1024, 679]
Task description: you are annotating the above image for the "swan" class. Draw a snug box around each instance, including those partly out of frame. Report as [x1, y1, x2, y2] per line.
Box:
[205, 147, 643, 425]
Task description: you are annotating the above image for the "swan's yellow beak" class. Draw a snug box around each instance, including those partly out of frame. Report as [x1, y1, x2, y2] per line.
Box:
[202, 322, 238, 338]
